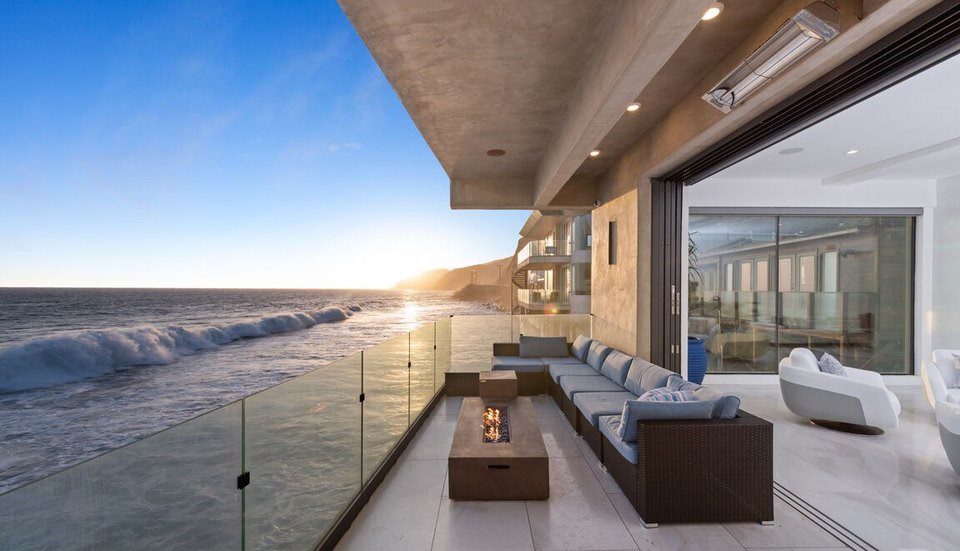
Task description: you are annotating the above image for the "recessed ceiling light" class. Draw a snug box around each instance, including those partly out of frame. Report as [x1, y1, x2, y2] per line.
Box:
[779, 147, 804, 155]
[846, 149, 859, 155]
[486, 149, 506, 157]
[702, 2, 724, 20]
[589, 149, 601, 158]
[626, 103, 641, 112]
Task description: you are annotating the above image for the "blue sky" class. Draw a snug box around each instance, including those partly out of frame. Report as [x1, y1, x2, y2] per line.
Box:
[0, 1, 527, 289]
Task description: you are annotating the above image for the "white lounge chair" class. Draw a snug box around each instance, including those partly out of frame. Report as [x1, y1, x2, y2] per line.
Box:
[921, 349, 960, 409]
[778, 348, 900, 434]
[936, 401, 960, 476]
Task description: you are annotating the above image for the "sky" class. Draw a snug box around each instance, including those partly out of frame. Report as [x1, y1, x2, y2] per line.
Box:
[0, 1, 527, 289]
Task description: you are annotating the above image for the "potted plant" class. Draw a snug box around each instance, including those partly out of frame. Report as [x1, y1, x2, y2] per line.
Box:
[687, 235, 707, 384]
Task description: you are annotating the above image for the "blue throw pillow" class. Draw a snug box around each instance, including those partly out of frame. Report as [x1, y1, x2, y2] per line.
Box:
[638, 388, 697, 402]
[819, 353, 845, 377]
[617, 399, 715, 442]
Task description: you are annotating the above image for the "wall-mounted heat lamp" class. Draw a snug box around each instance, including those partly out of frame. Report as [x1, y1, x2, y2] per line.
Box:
[702, 2, 840, 113]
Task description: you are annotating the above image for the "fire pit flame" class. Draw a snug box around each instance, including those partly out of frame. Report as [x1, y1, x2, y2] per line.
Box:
[482, 406, 510, 443]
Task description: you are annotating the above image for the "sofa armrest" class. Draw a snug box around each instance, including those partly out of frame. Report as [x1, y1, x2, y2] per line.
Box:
[842, 366, 884, 387]
[634, 410, 774, 522]
[493, 342, 519, 357]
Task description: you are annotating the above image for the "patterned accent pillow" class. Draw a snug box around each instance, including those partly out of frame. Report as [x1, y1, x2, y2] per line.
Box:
[638, 389, 697, 402]
[818, 353, 845, 377]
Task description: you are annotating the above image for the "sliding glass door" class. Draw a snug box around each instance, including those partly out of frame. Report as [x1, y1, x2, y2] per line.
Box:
[689, 213, 914, 374]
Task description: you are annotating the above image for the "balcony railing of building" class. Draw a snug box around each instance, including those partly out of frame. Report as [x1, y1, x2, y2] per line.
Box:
[0, 313, 590, 551]
[516, 240, 571, 269]
[516, 288, 571, 312]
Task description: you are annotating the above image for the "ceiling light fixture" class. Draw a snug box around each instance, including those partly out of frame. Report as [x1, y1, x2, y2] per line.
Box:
[589, 149, 601, 158]
[702, 2, 724, 21]
[846, 149, 859, 155]
[486, 149, 506, 157]
[779, 147, 804, 155]
[626, 102, 641, 112]
[702, 2, 839, 113]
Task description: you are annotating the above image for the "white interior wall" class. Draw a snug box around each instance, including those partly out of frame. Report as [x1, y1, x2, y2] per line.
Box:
[933, 175, 960, 351]
[684, 177, 938, 377]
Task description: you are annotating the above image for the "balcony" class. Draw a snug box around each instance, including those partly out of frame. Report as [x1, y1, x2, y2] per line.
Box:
[516, 241, 571, 271]
[0, 314, 952, 551]
[516, 288, 570, 314]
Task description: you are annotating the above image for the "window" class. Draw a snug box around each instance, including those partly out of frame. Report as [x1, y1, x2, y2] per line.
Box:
[756, 260, 769, 292]
[739, 261, 752, 292]
[690, 214, 914, 375]
[608, 221, 617, 265]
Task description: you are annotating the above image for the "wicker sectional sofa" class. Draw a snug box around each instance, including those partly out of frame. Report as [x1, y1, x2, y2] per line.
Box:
[494, 335, 773, 527]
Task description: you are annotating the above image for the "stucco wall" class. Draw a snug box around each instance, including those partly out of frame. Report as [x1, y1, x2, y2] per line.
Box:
[591, 187, 650, 357]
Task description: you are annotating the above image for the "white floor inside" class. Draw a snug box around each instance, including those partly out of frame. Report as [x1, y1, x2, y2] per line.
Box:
[336, 389, 873, 551]
[718, 383, 960, 551]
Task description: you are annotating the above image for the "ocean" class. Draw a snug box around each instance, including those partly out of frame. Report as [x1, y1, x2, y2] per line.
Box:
[0, 288, 495, 495]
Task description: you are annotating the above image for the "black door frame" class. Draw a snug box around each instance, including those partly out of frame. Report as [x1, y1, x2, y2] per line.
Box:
[648, 1, 960, 373]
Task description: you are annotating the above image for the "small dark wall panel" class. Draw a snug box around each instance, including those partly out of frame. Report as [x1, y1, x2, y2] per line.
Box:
[650, 180, 683, 373]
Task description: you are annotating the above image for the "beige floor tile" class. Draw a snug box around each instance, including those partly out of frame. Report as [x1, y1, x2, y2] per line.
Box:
[431, 500, 534, 551]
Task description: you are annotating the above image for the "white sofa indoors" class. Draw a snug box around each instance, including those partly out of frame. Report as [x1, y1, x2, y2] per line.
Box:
[921, 349, 960, 409]
[778, 348, 900, 434]
[936, 401, 960, 476]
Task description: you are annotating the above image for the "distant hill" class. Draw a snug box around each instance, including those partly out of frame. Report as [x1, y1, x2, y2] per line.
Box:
[394, 256, 513, 291]
[394, 256, 514, 311]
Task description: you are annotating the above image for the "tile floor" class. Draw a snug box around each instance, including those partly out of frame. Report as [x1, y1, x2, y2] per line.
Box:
[336, 393, 849, 551]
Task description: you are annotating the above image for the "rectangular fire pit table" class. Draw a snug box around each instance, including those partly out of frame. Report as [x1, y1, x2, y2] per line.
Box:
[448, 396, 549, 500]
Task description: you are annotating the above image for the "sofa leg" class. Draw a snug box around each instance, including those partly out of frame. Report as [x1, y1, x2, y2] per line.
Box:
[760, 520, 775, 526]
[641, 520, 658, 529]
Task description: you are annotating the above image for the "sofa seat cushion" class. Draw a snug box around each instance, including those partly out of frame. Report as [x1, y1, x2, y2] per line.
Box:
[574, 391, 636, 426]
[586, 341, 614, 371]
[571, 335, 593, 362]
[560, 375, 624, 399]
[492, 356, 544, 373]
[623, 358, 674, 395]
[948, 389, 960, 404]
[548, 363, 596, 383]
[519, 335, 568, 358]
[600, 350, 634, 386]
[600, 415, 638, 464]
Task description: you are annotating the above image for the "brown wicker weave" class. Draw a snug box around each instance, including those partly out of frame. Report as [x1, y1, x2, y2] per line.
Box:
[559, 392, 580, 432]
[576, 411, 604, 461]
[601, 410, 773, 525]
[546, 374, 564, 406]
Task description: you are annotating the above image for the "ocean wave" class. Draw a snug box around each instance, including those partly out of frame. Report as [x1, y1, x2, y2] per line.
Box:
[0, 306, 357, 393]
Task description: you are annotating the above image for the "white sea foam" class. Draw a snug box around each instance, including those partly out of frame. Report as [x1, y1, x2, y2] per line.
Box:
[0, 306, 356, 393]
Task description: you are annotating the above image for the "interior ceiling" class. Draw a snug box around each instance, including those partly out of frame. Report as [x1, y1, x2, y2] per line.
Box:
[338, 0, 617, 180]
[570, 0, 777, 180]
[711, 52, 960, 183]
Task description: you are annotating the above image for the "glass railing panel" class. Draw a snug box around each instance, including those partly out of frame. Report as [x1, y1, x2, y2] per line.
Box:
[362, 334, 411, 483]
[514, 314, 591, 342]
[244, 354, 361, 551]
[0, 401, 242, 551]
[410, 323, 436, 421]
[450, 315, 512, 372]
[436, 316, 451, 389]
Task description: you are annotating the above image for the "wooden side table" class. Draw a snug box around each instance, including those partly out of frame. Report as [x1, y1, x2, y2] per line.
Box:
[479, 370, 518, 400]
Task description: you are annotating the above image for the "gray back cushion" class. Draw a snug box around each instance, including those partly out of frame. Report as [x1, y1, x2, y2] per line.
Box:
[586, 341, 613, 371]
[623, 358, 674, 395]
[519, 336, 568, 358]
[664, 377, 740, 419]
[599, 350, 633, 386]
[617, 400, 714, 442]
[571, 335, 593, 362]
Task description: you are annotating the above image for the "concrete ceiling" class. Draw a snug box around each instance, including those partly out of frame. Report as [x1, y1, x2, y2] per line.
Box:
[338, 0, 618, 181]
[711, 48, 960, 183]
[339, 0, 714, 209]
